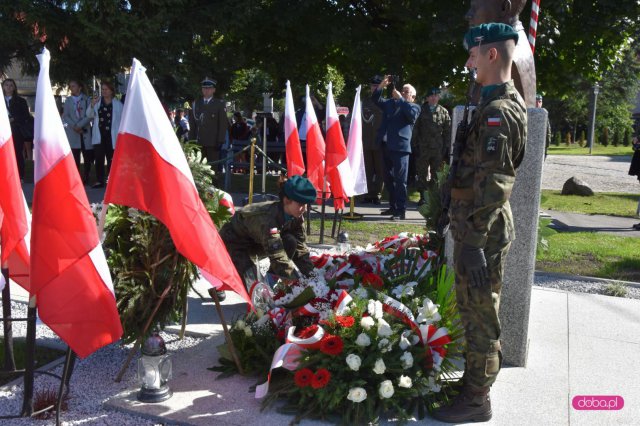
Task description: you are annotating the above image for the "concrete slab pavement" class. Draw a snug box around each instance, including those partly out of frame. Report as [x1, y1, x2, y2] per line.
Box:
[545, 210, 640, 238]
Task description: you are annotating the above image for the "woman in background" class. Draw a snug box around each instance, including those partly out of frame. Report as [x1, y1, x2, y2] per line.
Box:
[2, 78, 31, 181]
[62, 79, 93, 184]
[87, 80, 123, 188]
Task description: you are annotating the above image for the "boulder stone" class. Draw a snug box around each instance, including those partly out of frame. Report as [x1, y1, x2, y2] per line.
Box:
[561, 177, 594, 196]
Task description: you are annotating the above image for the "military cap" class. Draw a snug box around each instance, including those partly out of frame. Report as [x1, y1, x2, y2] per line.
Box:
[284, 175, 317, 204]
[463, 23, 519, 51]
[428, 87, 441, 96]
[536, 93, 543, 101]
[201, 77, 217, 88]
[370, 75, 383, 85]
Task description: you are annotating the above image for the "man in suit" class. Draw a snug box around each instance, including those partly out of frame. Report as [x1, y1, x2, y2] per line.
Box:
[372, 75, 421, 220]
[189, 77, 229, 168]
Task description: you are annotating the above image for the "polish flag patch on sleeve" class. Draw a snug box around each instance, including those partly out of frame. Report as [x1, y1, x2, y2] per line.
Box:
[487, 117, 501, 127]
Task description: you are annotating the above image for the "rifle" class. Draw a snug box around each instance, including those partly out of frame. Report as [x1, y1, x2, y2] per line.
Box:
[436, 69, 477, 237]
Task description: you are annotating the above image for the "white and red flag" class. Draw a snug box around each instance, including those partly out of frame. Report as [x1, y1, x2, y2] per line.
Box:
[0, 90, 30, 291]
[324, 82, 353, 209]
[346, 85, 368, 196]
[104, 58, 251, 307]
[304, 85, 325, 194]
[284, 81, 305, 177]
[31, 48, 122, 358]
[528, 0, 541, 54]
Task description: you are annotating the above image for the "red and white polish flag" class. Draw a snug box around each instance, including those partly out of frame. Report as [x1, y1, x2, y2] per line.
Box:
[284, 81, 305, 177]
[31, 49, 122, 358]
[324, 82, 353, 209]
[104, 58, 251, 307]
[0, 92, 30, 291]
[346, 85, 368, 196]
[304, 85, 325, 194]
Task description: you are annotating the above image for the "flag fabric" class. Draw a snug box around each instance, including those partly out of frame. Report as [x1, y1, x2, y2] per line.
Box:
[346, 85, 368, 196]
[324, 82, 353, 209]
[529, 0, 541, 54]
[304, 85, 325, 194]
[284, 81, 305, 177]
[0, 95, 31, 291]
[104, 58, 251, 307]
[31, 48, 122, 358]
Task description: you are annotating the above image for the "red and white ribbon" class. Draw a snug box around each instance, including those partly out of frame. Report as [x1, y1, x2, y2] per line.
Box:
[334, 290, 352, 315]
[529, 0, 541, 54]
[255, 343, 304, 398]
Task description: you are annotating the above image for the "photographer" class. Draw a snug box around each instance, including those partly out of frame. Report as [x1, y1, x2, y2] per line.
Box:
[372, 75, 421, 220]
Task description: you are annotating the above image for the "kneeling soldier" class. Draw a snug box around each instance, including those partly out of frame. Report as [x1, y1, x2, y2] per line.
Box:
[219, 175, 316, 289]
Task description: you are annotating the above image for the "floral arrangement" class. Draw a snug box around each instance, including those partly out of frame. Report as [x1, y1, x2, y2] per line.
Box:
[213, 233, 464, 424]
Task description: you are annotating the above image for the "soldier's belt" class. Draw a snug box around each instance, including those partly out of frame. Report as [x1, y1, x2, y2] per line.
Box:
[451, 188, 475, 200]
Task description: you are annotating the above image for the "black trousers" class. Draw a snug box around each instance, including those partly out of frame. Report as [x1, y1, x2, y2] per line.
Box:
[11, 124, 25, 179]
[72, 135, 94, 182]
[94, 137, 114, 184]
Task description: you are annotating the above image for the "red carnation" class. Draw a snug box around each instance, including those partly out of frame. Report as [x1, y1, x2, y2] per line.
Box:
[296, 325, 319, 339]
[362, 272, 384, 290]
[311, 368, 331, 389]
[336, 315, 355, 328]
[294, 368, 314, 387]
[320, 334, 344, 356]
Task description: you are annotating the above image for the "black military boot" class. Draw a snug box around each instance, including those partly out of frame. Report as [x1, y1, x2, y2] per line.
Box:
[431, 384, 492, 423]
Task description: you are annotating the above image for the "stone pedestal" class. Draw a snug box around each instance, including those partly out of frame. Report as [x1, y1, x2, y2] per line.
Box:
[448, 106, 547, 367]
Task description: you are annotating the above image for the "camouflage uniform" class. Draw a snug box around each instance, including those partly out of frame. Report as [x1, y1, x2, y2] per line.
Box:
[219, 200, 314, 287]
[449, 81, 527, 388]
[413, 103, 451, 191]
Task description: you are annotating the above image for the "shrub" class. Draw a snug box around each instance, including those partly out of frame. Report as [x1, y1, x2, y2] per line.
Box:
[602, 282, 628, 298]
[579, 130, 587, 147]
[553, 131, 562, 146]
[624, 128, 631, 147]
[565, 132, 572, 146]
[613, 130, 621, 147]
[600, 127, 609, 147]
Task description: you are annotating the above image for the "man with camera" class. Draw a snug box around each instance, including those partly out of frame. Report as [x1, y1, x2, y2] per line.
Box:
[372, 75, 421, 220]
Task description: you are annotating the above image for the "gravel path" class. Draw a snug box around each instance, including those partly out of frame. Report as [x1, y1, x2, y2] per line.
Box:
[0, 301, 202, 425]
[541, 154, 639, 193]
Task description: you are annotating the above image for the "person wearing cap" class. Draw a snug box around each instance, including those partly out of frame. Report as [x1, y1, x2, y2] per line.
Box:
[361, 75, 385, 204]
[219, 175, 316, 288]
[372, 75, 421, 220]
[536, 94, 552, 159]
[432, 23, 527, 423]
[189, 77, 229, 167]
[412, 87, 452, 203]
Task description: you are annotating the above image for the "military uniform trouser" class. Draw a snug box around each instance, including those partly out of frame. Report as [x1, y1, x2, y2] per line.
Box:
[453, 236, 511, 388]
[363, 148, 384, 199]
[416, 148, 443, 192]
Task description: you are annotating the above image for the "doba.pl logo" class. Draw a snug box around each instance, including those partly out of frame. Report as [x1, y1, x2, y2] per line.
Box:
[572, 395, 624, 411]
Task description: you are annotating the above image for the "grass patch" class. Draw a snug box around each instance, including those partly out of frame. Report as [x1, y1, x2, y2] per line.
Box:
[535, 232, 640, 281]
[547, 144, 633, 156]
[0, 338, 65, 386]
[602, 282, 629, 298]
[540, 190, 639, 218]
[308, 219, 426, 247]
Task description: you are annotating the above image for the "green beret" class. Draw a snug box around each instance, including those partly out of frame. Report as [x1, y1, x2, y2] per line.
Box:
[464, 23, 519, 51]
[284, 175, 317, 204]
[428, 87, 441, 96]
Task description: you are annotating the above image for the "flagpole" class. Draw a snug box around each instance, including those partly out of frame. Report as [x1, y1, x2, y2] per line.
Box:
[318, 177, 327, 244]
[248, 137, 256, 204]
[55, 347, 74, 426]
[342, 198, 363, 220]
[208, 288, 244, 375]
[115, 255, 179, 382]
[1, 263, 16, 371]
[21, 295, 37, 416]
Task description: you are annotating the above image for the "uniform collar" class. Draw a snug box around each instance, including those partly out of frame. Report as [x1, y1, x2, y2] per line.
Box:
[479, 81, 514, 105]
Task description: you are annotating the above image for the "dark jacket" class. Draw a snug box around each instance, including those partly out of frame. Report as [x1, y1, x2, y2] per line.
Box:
[372, 89, 421, 153]
[189, 97, 229, 147]
[6, 95, 31, 142]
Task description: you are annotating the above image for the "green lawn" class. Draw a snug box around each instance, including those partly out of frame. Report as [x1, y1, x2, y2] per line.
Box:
[0, 338, 65, 385]
[540, 190, 639, 218]
[308, 218, 426, 247]
[536, 232, 640, 281]
[547, 144, 633, 156]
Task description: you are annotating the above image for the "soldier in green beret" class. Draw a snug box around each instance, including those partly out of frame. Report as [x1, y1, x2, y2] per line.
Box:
[413, 87, 452, 204]
[432, 23, 527, 423]
[219, 175, 316, 289]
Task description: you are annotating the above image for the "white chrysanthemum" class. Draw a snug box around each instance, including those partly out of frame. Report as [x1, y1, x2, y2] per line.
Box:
[347, 387, 367, 403]
[350, 286, 369, 300]
[243, 326, 253, 337]
[346, 354, 362, 371]
[398, 375, 413, 388]
[399, 333, 412, 350]
[379, 380, 395, 399]
[355, 333, 371, 347]
[235, 320, 246, 330]
[360, 316, 375, 330]
[373, 358, 386, 375]
[377, 318, 393, 337]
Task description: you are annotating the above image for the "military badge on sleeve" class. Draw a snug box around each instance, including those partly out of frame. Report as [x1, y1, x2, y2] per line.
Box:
[486, 136, 498, 153]
[487, 117, 501, 127]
